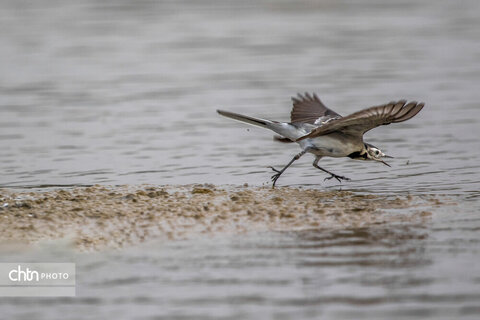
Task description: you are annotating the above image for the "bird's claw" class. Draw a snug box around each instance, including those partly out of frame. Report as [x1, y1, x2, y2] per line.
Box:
[269, 166, 281, 173]
[324, 174, 351, 183]
[270, 167, 282, 180]
[269, 167, 282, 188]
[271, 173, 281, 182]
[270, 173, 282, 189]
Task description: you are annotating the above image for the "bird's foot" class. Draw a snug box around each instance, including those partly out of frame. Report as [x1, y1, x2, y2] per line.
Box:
[324, 173, 351, 183]
[269, 167, 282, 188]
[269, 166, 281, 174]
[271, 173, 281, 184]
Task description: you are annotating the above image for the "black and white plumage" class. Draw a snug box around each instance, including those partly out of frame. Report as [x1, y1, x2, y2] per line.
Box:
[217, 93, 425, 188]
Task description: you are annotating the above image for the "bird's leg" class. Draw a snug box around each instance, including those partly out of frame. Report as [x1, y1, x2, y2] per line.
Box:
[312, 156, 351, 183]
[269, 150, 306, 188]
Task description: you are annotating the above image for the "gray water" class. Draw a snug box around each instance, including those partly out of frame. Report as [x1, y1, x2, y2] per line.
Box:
[1, 0, 480, 319]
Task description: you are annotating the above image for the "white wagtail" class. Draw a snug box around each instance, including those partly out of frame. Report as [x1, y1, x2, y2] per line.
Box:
[217, 93, 424, 188]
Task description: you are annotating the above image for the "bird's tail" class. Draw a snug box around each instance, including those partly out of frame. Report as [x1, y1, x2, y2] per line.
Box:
[217, 109, 305, 142]
[216, 110, 275, 129]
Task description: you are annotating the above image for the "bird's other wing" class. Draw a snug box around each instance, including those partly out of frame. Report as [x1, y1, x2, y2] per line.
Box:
[290, 92, 341, 124]
[296, 100, 424, 141]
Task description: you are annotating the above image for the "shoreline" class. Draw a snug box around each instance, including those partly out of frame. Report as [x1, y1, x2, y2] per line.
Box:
[0, 184, 442, 251]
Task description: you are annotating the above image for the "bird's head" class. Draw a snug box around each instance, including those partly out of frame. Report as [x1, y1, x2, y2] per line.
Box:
[364, 143, 393, 167]
[349, 143, 393, 167]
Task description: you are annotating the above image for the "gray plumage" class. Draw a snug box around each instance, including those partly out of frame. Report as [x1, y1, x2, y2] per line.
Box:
[217, 93, 425, 188]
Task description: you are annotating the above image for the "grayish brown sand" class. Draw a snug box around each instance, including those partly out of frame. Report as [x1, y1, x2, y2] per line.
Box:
[0, 185, 442, 250]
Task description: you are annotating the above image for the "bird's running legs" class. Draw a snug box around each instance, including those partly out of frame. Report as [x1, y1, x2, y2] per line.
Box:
[312, 156, 350, 183]
[269, 150, 306, 188]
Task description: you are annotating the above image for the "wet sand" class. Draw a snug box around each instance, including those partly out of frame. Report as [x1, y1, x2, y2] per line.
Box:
[0, 185, 442, 250]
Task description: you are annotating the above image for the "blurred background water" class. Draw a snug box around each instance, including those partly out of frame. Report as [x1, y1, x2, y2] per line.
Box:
[1, 0, 480, 319]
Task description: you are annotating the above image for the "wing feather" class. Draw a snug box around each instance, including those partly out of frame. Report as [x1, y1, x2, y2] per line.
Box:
[394, 103, 424, 122]
[296, 100, 424, 140]
[290, 92, 341, 124]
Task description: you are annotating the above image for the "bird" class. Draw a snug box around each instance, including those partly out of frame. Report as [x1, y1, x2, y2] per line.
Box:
[217, 93, 424, 188]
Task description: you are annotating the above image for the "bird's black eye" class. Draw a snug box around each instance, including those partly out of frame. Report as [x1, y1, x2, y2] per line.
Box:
[375, 150, 379, 155]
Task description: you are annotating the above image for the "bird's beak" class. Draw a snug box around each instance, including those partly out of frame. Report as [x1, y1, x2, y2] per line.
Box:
[383, 155, 394, 159]
[378, 159, 391, 167]
[380, 160, 391, 167]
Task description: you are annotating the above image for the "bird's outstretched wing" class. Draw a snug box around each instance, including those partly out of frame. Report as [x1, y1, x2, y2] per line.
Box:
[296, 100, 424, 140]
[290, 93, 341, 124]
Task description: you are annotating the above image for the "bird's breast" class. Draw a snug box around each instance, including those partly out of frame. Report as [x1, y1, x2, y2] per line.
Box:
[299, 134, 363, 157]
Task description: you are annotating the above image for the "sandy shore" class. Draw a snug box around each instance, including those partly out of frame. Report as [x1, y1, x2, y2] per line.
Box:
[0, 185, 442, 250]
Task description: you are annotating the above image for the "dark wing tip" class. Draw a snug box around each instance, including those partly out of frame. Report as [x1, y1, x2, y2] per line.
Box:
[292, 92, 317, 102]
[393, 101, 425, 123]
[292, 93, 306, 104]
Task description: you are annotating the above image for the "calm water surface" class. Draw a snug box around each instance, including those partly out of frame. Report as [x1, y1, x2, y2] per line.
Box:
[1, 0, 479, 319]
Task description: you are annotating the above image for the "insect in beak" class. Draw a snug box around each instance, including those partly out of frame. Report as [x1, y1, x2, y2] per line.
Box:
[380, 160, 391, 167]
[383, 155, 394, 159]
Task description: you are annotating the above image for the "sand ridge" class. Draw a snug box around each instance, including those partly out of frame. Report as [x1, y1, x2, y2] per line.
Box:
[0, 185, 440, 250]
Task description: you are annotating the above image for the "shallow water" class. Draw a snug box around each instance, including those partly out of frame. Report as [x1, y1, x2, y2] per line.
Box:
[1, 200, 480, 319]
[1, 0, 480, 319]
